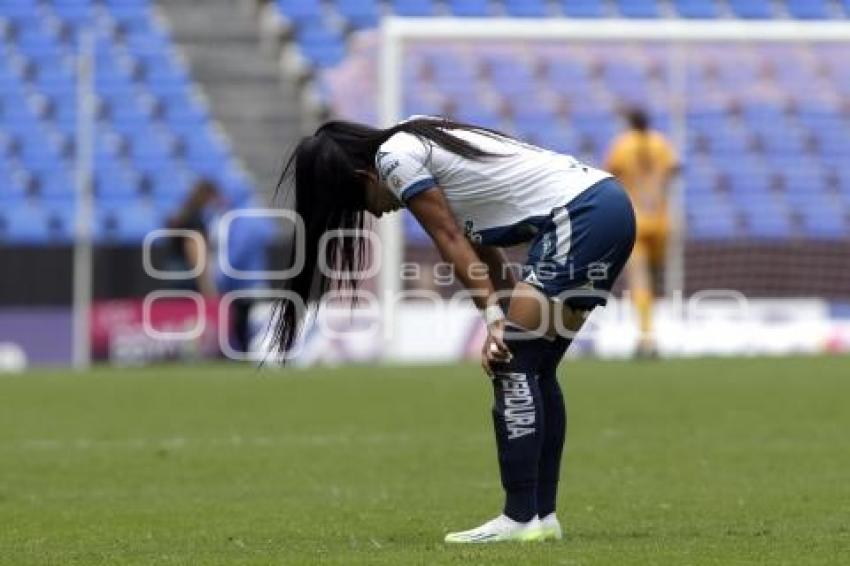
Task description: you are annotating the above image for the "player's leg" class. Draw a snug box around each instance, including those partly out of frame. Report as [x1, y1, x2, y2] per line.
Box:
[445, 283, 552, 544]
[627, 229, 655, 357]
[528, 177, 635, 539]
[231, 297, 254, 354]
[446, 179, 635, 544]
[649, 219, 670, 304]
[493, 284, 561, 522]
[534, 304, 588, 540]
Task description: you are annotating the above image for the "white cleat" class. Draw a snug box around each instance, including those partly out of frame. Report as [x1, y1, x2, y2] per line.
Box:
[444, 514, 543, 544]
[539, 512, 564, 541]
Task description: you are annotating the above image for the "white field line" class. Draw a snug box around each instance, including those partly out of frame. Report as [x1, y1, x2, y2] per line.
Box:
[12, 433, 425, 451]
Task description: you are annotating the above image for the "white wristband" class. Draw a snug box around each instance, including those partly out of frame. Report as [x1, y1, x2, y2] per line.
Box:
[484, 304, 505, 326]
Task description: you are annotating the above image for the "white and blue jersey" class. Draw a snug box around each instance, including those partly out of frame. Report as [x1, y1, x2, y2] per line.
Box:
[376, 126, 635, 308]
[375, 128, 612, 247]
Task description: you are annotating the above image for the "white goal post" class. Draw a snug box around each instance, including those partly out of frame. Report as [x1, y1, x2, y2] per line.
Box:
[377, 17, 850, 354]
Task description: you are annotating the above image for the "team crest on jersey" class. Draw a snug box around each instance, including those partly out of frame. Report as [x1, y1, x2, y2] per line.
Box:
[376, 151, 399, 180]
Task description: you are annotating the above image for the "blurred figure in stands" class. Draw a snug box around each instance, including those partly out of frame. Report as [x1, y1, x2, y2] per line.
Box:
[605, 108, 679, 358]
[167, 179, 275, 355]
[207, 189, 276, 355]
[164, 180, 219, 295]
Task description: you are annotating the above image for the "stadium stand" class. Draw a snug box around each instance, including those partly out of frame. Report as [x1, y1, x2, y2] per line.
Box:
[267, 0, 850, 244]
[0, 0, 252, 245]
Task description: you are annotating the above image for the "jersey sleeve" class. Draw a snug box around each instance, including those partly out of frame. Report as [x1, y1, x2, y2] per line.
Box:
[375, 133, 438, 203]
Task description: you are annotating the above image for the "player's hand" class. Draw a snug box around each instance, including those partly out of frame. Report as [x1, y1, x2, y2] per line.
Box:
[481, 319, 512, 377]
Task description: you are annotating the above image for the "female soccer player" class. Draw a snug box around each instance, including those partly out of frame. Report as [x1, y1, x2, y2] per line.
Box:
[276, 117, 635, 543]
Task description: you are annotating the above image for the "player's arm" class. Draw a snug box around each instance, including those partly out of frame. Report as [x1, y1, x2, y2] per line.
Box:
[406, 187, 499, 311]
[406, 186, 511, 370]
[474, 244, 516, 313]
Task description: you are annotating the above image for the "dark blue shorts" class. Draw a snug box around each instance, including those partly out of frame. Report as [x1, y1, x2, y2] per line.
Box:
[521, 177, 637, 310]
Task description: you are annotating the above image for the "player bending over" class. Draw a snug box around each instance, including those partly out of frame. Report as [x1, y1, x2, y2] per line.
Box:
[276, 117, 636, 543]
[605, 109, 679, 358]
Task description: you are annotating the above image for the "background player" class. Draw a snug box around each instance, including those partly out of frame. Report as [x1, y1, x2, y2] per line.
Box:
[604, 108, 680, 358]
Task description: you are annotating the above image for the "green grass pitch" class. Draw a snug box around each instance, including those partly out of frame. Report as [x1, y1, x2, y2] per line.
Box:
[1, 356, 848, 565]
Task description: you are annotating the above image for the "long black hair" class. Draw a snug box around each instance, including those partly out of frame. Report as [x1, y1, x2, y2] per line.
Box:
[273, 116, 510, 356]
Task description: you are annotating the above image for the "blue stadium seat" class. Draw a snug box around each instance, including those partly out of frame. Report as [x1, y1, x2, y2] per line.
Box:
[796, 195, 847, 239]
[296, 23, 347, 67]
[299, 41, 346, 68]
[275, 0, 324, 24]
[102, 0, 148, 5]
[92, 130, 124, 163]
[15, 132, 65, 170]
[144, 167, 195, 206]
[685, 193, 737, 239]
[672, 0, 719, 18]
[758, 132, 806, 155]
[215, 167, 255, 205]
[488, 60, 535, 94]
[128, 135, 175, 164]
[99, 201, 164, 244]
[0, 160, 28, 199]
[14, 28, 65, 59]
[545, 59, 591, 84]
[0, 1, 44, 26]
[39, 199, 88, 244]
[146, 78, 192, 98]
[392, 0, 437, 16]
[708, 130, 754, 155]
[106, 94, 154, 124]
[138, 53, 190, 87]
[560, 0, 606, 18]
[519, 125, 578, 155]
[504, 0, 549, 18]
[123, 29, 172, 55]
[159, 93, 209, 124]
[786, 0, 830, 19]
[728, 0, 774, 19]
[452, 106, 501, 128]
[617, 0, 661, 18]
[32, 167, 74, 198]
[94, 56, 136, 91]
[33, 58, 74, 89]
[95, 164, 141, 200]
[0, 0, 252, 246]
[107, 1, 154, 31]
[447, 0, 492, 17]
[0, 201, 53, 244]
[49, 1, 95, 27]
[740, 201, 793, 240]
[335, 0, 381, 28]
[813, 130, 850, 157]
[182, 134, 230, 163]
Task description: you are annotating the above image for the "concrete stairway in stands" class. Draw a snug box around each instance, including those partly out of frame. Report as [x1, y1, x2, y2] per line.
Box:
[157, 0, 302, 200]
